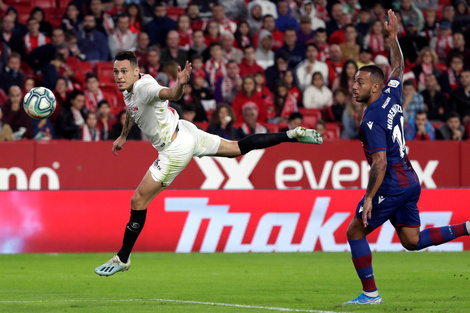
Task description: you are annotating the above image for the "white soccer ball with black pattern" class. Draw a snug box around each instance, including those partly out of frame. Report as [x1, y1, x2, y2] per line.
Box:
[23, 87, 57, 120]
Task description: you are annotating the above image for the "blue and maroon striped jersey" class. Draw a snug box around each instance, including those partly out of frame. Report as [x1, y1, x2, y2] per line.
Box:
[359, 77, 419, 194]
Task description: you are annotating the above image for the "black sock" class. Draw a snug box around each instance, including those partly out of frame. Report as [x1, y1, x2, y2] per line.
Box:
[117, 209, 147, 263]
[238, 132, 295, 155]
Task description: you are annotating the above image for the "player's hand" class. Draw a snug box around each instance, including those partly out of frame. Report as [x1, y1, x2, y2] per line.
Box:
[362, 198, 373, 228]
[177, 61, 192, 85]
[112, 136, 127, 156]
[384, 9, 398, 39]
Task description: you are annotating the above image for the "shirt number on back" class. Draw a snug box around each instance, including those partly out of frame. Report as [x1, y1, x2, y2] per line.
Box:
[392, 116, 406, 158]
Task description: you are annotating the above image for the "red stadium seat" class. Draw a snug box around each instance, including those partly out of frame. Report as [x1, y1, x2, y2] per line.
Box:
[32, 0, 56, 8]
[20, 61, 34, 77]
[263, 123, 278, 133]
[194, 122, 209, 131]
[166, 7, 184, 21]
[95, 62, 115, 84]
[0, 89, 7, 105]
[81, 61, 93, 76]
[298, 108, 322, 128]
[44, 8, 65, 28]
[324, 123, 341, 140]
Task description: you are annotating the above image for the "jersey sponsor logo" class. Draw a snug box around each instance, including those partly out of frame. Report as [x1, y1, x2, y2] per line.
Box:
[382, 97, 391, 109]
[384, 88, 391, 94]
[367, 121, 374, 130]
[378, 195, 385, 204]
[387, 104, 403, 130]
[388, 80, 400, 88]
[153, 159, 161, 171]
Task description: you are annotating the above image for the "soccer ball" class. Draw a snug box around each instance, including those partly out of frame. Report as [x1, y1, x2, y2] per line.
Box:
[23, 87, 57, 120]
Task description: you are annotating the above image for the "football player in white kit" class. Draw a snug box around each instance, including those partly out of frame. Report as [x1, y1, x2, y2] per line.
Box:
[95, 51, 323, 276]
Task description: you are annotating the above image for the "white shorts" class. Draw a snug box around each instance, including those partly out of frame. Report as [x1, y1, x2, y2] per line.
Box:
[149, 119, 221, 186]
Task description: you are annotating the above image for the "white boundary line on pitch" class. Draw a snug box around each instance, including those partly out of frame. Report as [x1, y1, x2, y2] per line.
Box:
[0, 298, 349, 313]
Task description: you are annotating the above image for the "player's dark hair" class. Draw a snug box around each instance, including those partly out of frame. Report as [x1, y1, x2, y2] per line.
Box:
[359, 65, 385, 84]
[114, 51, 138, 67]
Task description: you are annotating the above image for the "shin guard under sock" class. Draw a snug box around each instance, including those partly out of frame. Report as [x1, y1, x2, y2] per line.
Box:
[117, 209, 147, 263]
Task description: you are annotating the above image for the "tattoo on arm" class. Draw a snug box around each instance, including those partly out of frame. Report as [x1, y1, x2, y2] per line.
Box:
[121, 111, 134, 138]
[389, 37, 404, 81]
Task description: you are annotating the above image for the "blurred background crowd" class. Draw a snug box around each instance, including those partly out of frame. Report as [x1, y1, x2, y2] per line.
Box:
[0, 0, 469, 142]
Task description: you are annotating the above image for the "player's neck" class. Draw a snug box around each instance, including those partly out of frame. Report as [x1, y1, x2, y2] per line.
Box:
[365, 94, 381, 107]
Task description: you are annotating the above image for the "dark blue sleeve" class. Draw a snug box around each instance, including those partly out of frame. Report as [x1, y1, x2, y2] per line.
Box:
[384, 77, 402, 101]
[363, 113, 387, 154]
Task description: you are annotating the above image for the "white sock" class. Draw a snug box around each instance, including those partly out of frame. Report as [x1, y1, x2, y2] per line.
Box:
[465, 221, 470, 235]
[364, 290, 379, 298]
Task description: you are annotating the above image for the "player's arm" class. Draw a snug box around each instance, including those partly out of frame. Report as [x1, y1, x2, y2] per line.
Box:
[112, 110, 134, 156]
[384, 9, 404, 82]
[362, 151, 387, 227]
[159, 61, 192, 101]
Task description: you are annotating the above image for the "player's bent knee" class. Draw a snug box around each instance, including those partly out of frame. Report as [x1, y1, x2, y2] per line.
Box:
[401, 241, 418, 251]
[130, 192, 146, 211]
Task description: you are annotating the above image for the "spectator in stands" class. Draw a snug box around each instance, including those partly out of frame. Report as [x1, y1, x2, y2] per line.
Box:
[399, 0, 424, 32]
[24, 17, 50, 54]
[204, 42, 226, 88]
[313, 28, 329, 62]
[0, 15, 26, 58]
[295, 43, 329, 91]
[420, 6, 437, 42]
[30, 7, 53, 37]
[404, 110, 435, 141]
[303, 72, 332, 109]
[450, 70, 470, 125]
[57, 42, 86, 89]
[232, 75, 267, 123]
[265, 51, 293, 91]
[188, 54, 207, 86]
[441, 5, 455, 30]
[65, 30, 83, 61]
[0, 39, 9, 71]
[191, 0, 218, 20]
[78, 15, 110, 61]
[110, 109, 141, 140]
[364, 19, 386, 59]
[214, 60, 241, 104]
[399, 19, 428, 65]
[125, 3, 143, 34]
[447, 32, 470, 70]
[339, 24, 360, 62]
[175, 14, 192, 51]
[142, 46, 161, 77]
[325, 44, 344, 86]
[402, 79, 425, 123]
[56, 89, 86, 140]
[280, 111, 303, 131]
[436, 112, 468, 140]
[233, 21, 253, 50]
[41, 53, 65, 91]
[332, 60, 358, 97]
[341, 99, 365, 139]
[324, 87, 347, 123]
[239, 45, 264, 78]
[207, 103, 238, 140]
[221, 32, 242, 64]
[5, 6, 27, 37]
[186, 3, 207, 32]
[441, 54, 464, 95]
[267, 79, 298, 123]
[237, 105, 268, 139]
[32, 114, 56, 140]
[325, 3, 342, 36]
[430, 20, 453, 64]
[421, 73, 448, 122]
[250, 0, 278, 19]
[219, 0, 246, 21]
[277, 28, 305, 69]
[98, 99, 115, 140]
[255, 30, 274, 70]
[134, 32, 149, 66]
[371, 2, 386, 21]
[356, 7, 372, 38]
[140, 0, 156, 23]
[25, 28, 65, 72]
[254, 70, 271, 100]
[1, 85, 33, 139]
[329, 13, 354, 46]
[253, 15, 284, 52]
[82, 111, 101, 141]
[146, 3, 177, 48]
[284, 69, 300, 106]
[84, 73, 104, 112]
[22, 76, 35, 94]
[412, 47, 441, 92]
[276, 0, 299, 32]
[296, 16, 315, 46]
[246, 2, 263, 36]
[89, 0, 114, 37]
[188, 29, 208, 62]
[160, 30, 188, 69]
[190, 68, 213, 101]
[51, 76, 68, 126]
[299, 1, 326, 30]
[0, 53, 24, 94]
[356, 46, 374, 69]
[180, 103, 197, 124]
[60, 2, 83, 33]
[203, 20, 221, 47]
[161, 60, 178, 88]
[453, 0, 470, 34]
[212, 5, 236, 35]
[105, 0, 126, 19]
[108, 14, 137, 58]
[375, 54, 393, 79]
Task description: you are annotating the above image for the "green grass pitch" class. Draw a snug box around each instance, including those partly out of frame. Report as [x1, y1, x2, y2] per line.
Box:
[0, 252, 469, 312]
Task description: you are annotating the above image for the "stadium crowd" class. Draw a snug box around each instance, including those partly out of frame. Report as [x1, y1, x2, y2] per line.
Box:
[0, 0, 469, 142]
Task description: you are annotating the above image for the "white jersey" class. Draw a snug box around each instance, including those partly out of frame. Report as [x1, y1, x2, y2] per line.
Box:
[123, 74, 179, 151]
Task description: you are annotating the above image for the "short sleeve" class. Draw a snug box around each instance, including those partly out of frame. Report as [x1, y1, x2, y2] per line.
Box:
[383, 77, 402, 101]
[363, 120, 387, 154]
[136, 76, 167, 105]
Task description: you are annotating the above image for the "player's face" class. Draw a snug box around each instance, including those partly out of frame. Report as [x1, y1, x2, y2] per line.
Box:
[352, 71, 373, 103]
[114, 60, 139, 92]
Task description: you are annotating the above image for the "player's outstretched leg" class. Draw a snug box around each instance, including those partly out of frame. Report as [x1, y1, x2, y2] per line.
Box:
[95, 255, 131, 276]
[409, 221, 470, 250]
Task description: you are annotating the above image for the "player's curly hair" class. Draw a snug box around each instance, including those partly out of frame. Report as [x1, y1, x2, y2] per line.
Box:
[114, 51, 138, 67]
